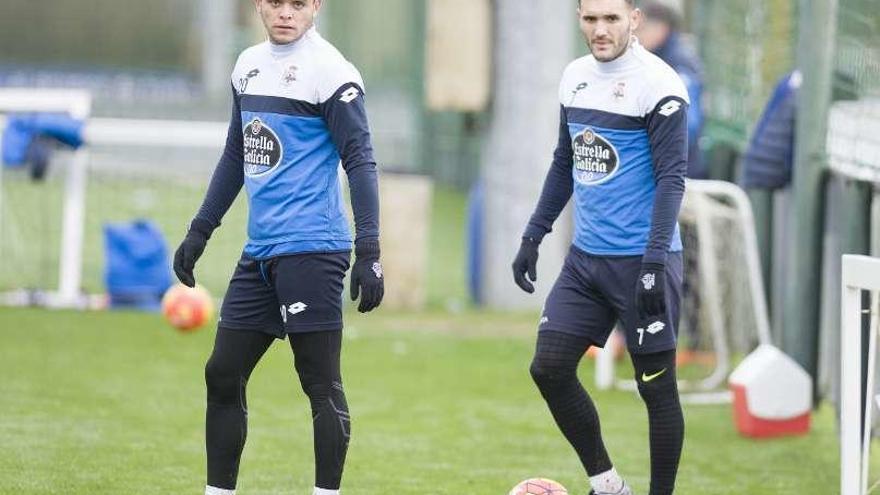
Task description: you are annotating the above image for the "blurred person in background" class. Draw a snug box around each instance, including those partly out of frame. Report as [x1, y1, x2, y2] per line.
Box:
[740, 70, 857, 189]
[172, 1, 384, 494]
[511, 0, 689, 493]
[637, 0, 705, 180]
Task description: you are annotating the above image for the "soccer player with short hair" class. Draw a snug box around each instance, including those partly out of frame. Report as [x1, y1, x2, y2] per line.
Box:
[173, 1, 383, 494]
[511, 0, 688, 494]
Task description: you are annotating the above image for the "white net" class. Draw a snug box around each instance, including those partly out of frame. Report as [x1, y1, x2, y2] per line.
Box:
[676, 180, 771, 390]
[594, 180, 771, 395]
[79, 138, 247, 297]
[0, 97, 246, 302]
[1, 149, 69, 292]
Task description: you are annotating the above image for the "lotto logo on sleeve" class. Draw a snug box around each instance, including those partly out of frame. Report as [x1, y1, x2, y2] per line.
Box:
[243, 118, 283, 176]
[339, 86, 360, 103]
[572, 128, 619, 185]
[658, 99, 682, 117]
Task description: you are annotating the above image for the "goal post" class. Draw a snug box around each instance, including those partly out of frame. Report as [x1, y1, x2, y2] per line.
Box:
[0, 88, 228, 307]
[0, 88, 92, 307]
[841, 254, 880, 495]
[595, 179, 772, 396]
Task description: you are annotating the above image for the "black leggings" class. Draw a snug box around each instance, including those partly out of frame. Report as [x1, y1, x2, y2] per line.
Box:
[530, 330, 683, 495]
[204, 327, 350, 490]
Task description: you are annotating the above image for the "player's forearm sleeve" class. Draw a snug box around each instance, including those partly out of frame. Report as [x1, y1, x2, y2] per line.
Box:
[322, 83, 380, 241]
[194, 85, 244, 232]
[644, 96, 689, 264]
[523, 106, 574, 242]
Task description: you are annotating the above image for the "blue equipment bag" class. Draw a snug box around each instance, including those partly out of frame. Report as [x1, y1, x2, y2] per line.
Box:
[103, 220, 173, 310]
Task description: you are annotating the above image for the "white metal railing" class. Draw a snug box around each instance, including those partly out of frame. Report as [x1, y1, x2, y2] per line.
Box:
[841, 254, 880, 495]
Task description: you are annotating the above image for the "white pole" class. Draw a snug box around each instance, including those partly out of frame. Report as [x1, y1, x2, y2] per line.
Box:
[481, 0, 574, 309]
[58, 95, 91, 307]
[201, 0, 236, 99]
[840, 279, 862, 494]
[57, 148, 89, 306]
[840, 254, 880, 495]
[862, 294, 879, 495]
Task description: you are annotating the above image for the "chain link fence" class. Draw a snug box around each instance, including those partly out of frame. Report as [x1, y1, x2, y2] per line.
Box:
[690, 0, 796, 166]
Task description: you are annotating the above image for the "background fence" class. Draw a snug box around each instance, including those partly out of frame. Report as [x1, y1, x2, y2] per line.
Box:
[1, 0, 878, 401]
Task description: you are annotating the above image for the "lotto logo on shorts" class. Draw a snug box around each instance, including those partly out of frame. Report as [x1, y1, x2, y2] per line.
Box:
[637, 321, 665, 346]
[280, 302, 308, 323]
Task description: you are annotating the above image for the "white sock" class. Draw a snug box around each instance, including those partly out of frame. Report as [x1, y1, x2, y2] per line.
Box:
[590, 467, 624, 493]
[205, 486, 235, 495]
[313, 488, 339, 495]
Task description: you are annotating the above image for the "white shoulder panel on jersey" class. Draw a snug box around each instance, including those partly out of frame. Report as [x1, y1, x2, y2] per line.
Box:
[227, 28, 365, 105]
[557, 40, 689, 119]
[630, 43, 690, 114]
[307, 31, 366, 103]
[557, 55, 593, 105]
[230, 42, 268, 93]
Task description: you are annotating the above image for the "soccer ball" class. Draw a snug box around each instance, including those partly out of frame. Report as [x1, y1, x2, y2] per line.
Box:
[161, 284, 214, 332]
[508, 478, 569, 495]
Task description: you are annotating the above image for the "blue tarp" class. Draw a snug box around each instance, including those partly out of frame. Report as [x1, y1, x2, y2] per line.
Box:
[103, 220, 173, 311]
[2, 113, 84, 166]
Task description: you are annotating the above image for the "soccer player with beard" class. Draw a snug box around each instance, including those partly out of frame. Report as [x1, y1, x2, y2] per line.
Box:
[511, 0, 689, 493]
[172, 1, 383, 494]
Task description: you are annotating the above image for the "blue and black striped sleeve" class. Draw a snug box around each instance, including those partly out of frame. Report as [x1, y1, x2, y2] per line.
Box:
[193, 85, 244, 234]
[321, 83, 380, 242]
[644, 96, 689, 264]
[523, 105, 574, 242]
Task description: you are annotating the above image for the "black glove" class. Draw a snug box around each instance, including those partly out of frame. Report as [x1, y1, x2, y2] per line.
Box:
[635, 262, 666, 319]
[512, 237, 540, 293]
[350, 238, 384, 313]
[173, 218, 213, 288]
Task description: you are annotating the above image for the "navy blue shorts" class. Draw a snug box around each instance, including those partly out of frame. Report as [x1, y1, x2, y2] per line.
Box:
[539, 246, 683, 354]
[219, 251, 350, 338]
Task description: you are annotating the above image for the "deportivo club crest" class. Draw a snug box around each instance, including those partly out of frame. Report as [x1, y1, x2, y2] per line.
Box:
[243, 118, 283, 176]
[641, 273, 656, 290]
[613, 81, 626, 100]
[572, 128, 620, 185]
[281, 65, 298, 86]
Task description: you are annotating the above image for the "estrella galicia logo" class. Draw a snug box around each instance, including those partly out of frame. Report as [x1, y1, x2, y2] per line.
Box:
[572, 128, 619, 185]
[243, 118, 282, 176]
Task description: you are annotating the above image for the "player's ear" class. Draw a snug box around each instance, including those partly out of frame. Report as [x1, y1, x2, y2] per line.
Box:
[631, 8, 643, 32]
[314, 0, 323, 13]
[253, 0, 262, 13]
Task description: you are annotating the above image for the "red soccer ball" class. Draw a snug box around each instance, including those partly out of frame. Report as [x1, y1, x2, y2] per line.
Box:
[508, 478, 569, 495]
[161, 284, 214, 332]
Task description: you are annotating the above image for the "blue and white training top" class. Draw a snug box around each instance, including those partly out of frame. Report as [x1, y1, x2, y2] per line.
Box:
[524, 38, 689, 264]
[194, 27, 379, 259]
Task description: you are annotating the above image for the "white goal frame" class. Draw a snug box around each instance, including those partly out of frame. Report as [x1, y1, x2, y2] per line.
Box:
[0, 88, 227, 307]
[841, 254, 880, 495]
[595, 179, 773, 398]
[0, 88, 92, 307]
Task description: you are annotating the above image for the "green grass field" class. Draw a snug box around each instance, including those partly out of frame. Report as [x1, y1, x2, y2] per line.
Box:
[0, 306, 848, 494]
[0, 182, 857, 493]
